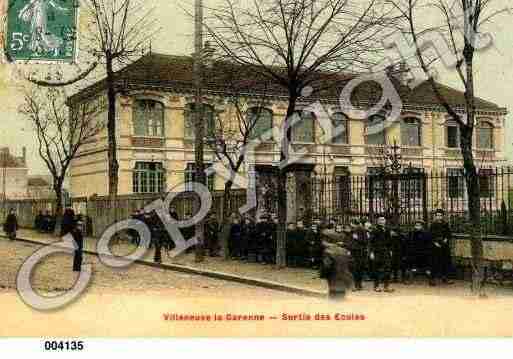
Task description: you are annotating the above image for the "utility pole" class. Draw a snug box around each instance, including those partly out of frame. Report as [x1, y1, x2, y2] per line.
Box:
[193, 0, 205, 262]
[1, 151, 6, 221]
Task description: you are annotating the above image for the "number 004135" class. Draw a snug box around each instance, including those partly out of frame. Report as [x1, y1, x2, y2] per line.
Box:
[44, 341, 84, 351]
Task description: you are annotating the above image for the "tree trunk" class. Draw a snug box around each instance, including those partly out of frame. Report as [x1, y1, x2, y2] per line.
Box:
[220, 179, 234, 260]
[106, 56, 119, 214]
[461, 53, 486, 297]
[276, 94, 298, 268]
[53, 178, 64, 236]
[461, 126, 484, 296]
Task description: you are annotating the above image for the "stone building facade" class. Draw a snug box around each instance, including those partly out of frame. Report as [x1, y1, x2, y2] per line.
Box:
[68, 53, 507, 201]
[0, 147, 28, 200]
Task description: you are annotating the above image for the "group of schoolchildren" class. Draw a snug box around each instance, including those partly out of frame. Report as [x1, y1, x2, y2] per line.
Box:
[339, 209, 454, 293]
[124, 206, 454, 295]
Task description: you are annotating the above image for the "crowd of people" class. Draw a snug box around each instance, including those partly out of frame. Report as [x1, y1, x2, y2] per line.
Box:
[2, 205, 455, 294]
[338, 209, 454, 294]
[222, 208, 455, 294]
[34, 210, 57, 233]
[123, 206, 455, 294]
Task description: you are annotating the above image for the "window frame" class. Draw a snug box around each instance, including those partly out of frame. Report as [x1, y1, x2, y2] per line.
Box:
[401, 117, 422, 147]
[366, 114, 386, 145]
[247, 107, 273, 140]
[184, 103, 216, 139]
[446, 167, 465, 199]
[479, 168, 495, 198]
[133, 162, 166, 194]
[446, 121, 460, 148]
[477, 121, 494, 150]
[133, 99, 165, 138]
[291, 110, 316, 143]
[331, 112, 349, 144]
[184, 162, 215, 192]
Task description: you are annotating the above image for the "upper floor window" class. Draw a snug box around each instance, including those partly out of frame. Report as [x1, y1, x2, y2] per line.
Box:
[133, 162, 165, 194]
[133, 100, 165, 137]
[446, 121, 460, 148]
[331, 113, 349, 144]
[292, 111, 315, 143]
[401, 117, 421, 146]
[366, 114, 386, 145]
[247, 107, 273, 140]
[477, 121, 493, 149]
[184, 103, 216, 139]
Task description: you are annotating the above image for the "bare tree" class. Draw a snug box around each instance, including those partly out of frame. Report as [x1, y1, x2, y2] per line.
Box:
[25, 0, 158, 203]
[205, 0, 398, 267]
[19, 86, 104, 231]
[204, 70, 272, 259]
[388, 0, 511, 295]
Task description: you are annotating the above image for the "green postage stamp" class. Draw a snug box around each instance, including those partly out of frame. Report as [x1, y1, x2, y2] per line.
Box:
[5, 0, 78, 62]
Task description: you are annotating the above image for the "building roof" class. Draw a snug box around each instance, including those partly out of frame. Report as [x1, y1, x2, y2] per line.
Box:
[69, 52, 506, 113]
[27, 177, 50, 187]
[0, 147, 26, 168]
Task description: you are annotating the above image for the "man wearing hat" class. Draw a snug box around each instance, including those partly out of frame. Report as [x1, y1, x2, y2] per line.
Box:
[406, 219, 432, 283]
[429, 209, 454, 285]
[369, 216, 395, 292]
[71, 215, 85, 272]
[205, 212, 220, 257]
[319, 238, 353, 300]
[348, 219, 368, 291]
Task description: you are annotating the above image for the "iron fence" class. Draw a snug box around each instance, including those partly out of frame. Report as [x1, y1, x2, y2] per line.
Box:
[309, 166, 513, 235]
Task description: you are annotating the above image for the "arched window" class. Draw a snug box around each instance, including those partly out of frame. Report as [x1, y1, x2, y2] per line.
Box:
[366, 114, 386, 145]
[133, 99, 164, 137]
[477, 121, 493, 149]
[247, 107, 273, 140]
[401, 117, 421, 146]
[446, 120, 460, 148]
[184, 103, 216, 139]
[331, 112, 349, 144]
[292, 110, 315, 143]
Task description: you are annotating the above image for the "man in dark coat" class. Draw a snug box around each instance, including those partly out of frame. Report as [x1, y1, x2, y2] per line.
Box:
[369, 216, 395, 292]
[406, 220, 432, 283]
[205, 213, 220, 257]
[241, 215, 255, 261]
[3, 208, 18, 240]
[306, 220, 322, 269]
[60, 208, 76, 236]
[34, 211, 43, 232]
[71, 216, 85, 272]
[390, 226, 406, 283]
[429, 209, 454, 286]
[229, 213, 242, 258]
[348, 219, 368, 291]
[319, 234, 353, 300]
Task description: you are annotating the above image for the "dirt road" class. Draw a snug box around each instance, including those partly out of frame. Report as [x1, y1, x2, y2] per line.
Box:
[1, 240, 512, 337]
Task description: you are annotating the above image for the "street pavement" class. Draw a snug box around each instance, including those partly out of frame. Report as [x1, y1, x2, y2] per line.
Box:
[2, 237, 513, 336]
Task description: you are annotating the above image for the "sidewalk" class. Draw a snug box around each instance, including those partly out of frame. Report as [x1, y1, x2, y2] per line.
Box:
[3, 229, 327, 296]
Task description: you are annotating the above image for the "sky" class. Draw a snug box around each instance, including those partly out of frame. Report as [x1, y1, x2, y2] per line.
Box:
[0, 0, 512, 175]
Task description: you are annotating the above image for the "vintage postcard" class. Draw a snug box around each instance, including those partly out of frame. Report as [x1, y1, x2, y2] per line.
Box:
[1, 0, 513, 346]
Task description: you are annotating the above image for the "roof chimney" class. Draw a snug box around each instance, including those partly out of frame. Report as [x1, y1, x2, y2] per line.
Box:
[22, 147, 27, 166]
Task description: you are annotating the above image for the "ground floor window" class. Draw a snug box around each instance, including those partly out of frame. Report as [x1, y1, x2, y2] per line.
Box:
[401, 167, 423, 199]
[447, 168, 465, 199]
[334, 167, 351, 210]
[366, 167, 384, 199]
[479, 168, 495, 198]
[184, 163, 215, 192]
[133, 162, 165, 193]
